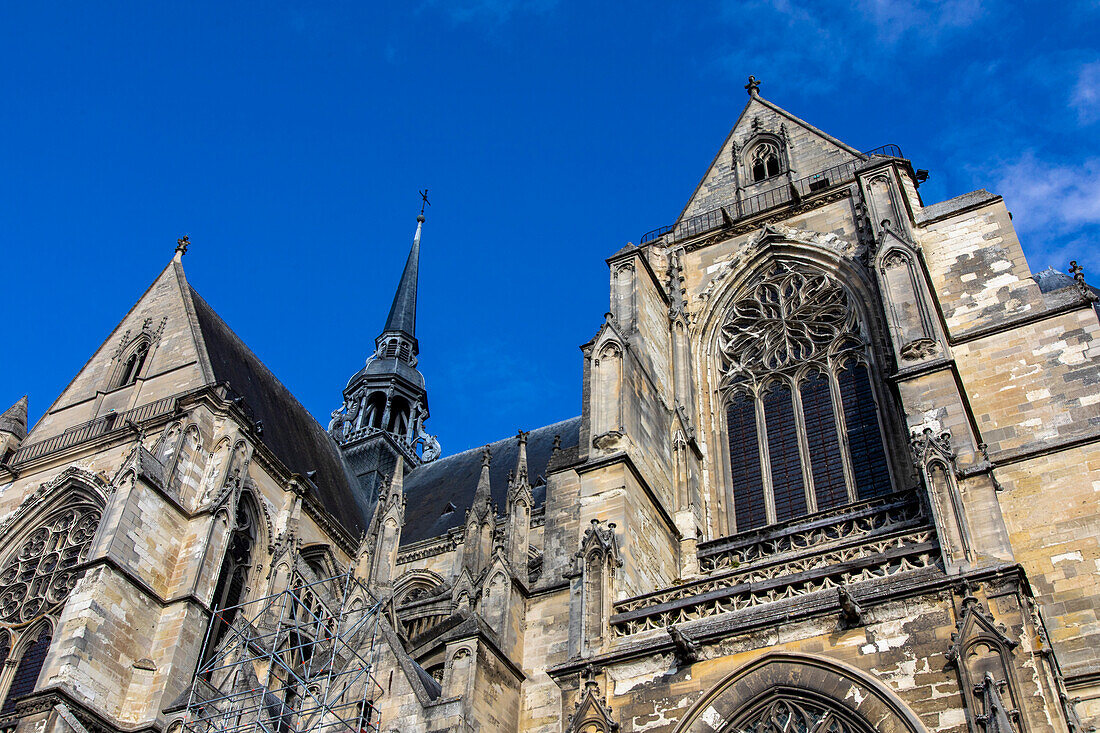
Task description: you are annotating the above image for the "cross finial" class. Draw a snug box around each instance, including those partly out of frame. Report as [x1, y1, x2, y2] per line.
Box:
[175, 235, 190, 256]
[745, 75, 761, 97]
[418, 188, 431, 218]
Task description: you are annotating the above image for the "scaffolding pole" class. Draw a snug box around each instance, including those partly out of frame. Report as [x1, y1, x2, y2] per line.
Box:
[184, 565, 384, 733]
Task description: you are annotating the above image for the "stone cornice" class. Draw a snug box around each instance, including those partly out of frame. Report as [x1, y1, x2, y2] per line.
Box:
[547, 563, 1028, 680]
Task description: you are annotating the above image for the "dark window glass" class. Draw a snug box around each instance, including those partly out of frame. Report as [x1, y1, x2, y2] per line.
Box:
[727, 394, 766, 531]
[800, 373, 848, 511]
[203, 501, 255, 671]
[763, 384, 807, 522]
[766, 156, 780, 177]
[1, 629, 51, 715]
[839, 363, 892, 499]
[0, 635, 9, 678]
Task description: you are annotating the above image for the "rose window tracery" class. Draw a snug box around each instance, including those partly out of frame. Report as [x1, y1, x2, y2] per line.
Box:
[719, 265, 861, 382]
[0, 506, 101, 624]
[717, 262, 893, 532]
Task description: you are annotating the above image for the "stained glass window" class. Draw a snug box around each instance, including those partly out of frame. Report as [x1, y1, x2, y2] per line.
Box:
[719, 263, 894, 531]
[801, 373, 847, 511]
[727, 393, 767, 531]
[839, 363, 892, 500]
[1, 627, 51, 716]
[764, 384, 806, 522]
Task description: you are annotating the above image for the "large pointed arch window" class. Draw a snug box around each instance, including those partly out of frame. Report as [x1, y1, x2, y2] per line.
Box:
[719, 263, 894, 533]
[0, 495, 102, 715]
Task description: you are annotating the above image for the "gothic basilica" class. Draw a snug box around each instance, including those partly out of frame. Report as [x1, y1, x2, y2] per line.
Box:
[1, 82, 1099, 733]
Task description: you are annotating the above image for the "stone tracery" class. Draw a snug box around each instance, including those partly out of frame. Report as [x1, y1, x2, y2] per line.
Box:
[718, 264, 861, 383]
[717, 261, 893, 532]
[0, 505, 100, 625]
[727, 696, 869, 733]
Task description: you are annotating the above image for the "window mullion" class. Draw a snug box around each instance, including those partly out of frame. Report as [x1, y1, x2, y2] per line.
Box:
[754, 388, 777, 525]
[827, 364, 859, 504]
[790, 375, 817, 514]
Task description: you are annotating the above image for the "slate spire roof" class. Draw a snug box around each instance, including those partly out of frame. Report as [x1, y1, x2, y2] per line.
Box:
[0, 396, 28, 440]
[383, 214, 423, 340]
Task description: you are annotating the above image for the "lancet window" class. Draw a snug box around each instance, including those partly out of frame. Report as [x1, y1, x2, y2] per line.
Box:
[0, 626, 52, 717]
[719, 263, 894, 533]
[203, 497, 258, 664]
[111, 340, 150, 390]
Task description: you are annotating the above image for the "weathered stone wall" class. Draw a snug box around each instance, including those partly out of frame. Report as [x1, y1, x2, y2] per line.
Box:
[602, 585, 1056, 733]
[953, 308, 1100, 455]
[919, 200, 1043, 335]
[995, 444, 1100, 679]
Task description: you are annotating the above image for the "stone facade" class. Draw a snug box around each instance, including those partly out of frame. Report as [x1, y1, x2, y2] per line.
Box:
[1, 84, 1098, 733]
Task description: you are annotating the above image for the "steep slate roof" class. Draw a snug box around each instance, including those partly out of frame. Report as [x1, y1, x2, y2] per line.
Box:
[187, 287, 372, 535]
[400, 416, 581, 545]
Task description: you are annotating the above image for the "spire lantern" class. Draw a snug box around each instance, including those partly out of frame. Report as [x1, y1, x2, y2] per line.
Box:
[329, 193, 440, 471]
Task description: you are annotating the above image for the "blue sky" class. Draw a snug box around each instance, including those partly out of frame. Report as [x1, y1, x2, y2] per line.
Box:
[2, 1, 1098, 455]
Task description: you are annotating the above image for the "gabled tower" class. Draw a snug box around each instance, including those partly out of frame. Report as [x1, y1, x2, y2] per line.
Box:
[329, 201, 440, 509]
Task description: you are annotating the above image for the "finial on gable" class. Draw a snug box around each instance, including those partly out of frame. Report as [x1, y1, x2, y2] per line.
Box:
[745, 75, 761, 97]
[175, 235, 190, 260]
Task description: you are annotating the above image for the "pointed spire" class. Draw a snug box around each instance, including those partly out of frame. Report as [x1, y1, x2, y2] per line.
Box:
[978, 673, 1017, 733]
[473, 446, 493, 516]
[0, 396, 28, 441]
[389, 455, 405, 494]
[383, 216, 422, 338]
[514, 430, 529, 485]
[383, 192, 429, 340]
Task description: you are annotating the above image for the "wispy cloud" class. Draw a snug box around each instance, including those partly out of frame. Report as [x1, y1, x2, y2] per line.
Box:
[711, 0, 985, 96]
[853, 0, 983, 43]
[992, 153, 1100, 269]
[1072, 61, 1100, 125]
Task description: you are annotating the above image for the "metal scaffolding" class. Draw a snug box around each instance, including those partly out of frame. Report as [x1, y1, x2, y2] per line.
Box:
[184, 566, 384, 733]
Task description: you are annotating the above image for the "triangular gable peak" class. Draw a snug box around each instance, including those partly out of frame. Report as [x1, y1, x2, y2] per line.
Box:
[29, 258, 214, 443]
[677, 93, 864, 225]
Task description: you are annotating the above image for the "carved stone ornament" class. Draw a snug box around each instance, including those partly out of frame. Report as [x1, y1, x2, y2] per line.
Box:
[592, 430, 626, 452]
[946, 587, 1017, 665]
[900, 338, 939, 361]
[974, 673, 1020, 733]
[666, 623, 701, 664]
[910, 427, 954, 466]
[719, 263, 861, 386]
[565, 674, 620, 733]
[837, 585, 864, 628]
